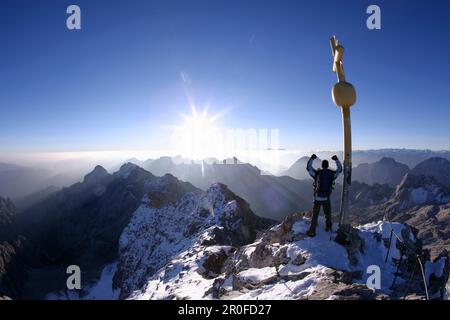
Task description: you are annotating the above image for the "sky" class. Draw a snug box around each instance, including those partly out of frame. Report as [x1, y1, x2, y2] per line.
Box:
[1, 0, 450, 158]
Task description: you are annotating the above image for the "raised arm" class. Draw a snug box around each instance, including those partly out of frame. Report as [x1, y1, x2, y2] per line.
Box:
[306, 155, 318, 179]
[332, 155, 342, 179]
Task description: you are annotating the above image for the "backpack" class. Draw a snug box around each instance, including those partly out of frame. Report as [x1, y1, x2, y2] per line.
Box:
[313, 169, 335, 198]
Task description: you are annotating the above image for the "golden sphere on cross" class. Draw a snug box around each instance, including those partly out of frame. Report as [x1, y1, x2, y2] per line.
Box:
[332, 81, 356, 108]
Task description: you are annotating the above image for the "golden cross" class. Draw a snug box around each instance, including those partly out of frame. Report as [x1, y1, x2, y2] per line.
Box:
[330, 36, 346, 82]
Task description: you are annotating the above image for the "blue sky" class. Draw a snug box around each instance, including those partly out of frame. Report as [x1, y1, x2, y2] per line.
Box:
[1, 0, 450, 154]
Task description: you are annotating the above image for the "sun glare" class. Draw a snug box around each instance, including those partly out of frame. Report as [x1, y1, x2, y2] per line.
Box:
[172, 106, 225, 160]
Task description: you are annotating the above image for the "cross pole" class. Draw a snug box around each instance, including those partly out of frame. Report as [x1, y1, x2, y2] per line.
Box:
[329, 36, 356, 226]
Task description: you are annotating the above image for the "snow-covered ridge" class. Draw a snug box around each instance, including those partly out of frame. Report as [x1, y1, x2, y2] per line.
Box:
[115, 183, 271, 299]
[113, 182, 448, 300]
[117, 209, 448, 300]
[45, 180, 449, 300]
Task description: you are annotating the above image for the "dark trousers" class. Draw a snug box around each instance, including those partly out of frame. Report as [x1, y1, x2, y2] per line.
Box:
[309, 200, 332, 232]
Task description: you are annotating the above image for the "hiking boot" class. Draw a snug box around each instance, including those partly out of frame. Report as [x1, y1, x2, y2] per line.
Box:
[307, 229, 316, 237]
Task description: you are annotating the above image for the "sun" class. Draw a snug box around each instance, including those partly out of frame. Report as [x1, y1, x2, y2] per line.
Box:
[172, 106, 225, 160]
[181, 107, 217, 137]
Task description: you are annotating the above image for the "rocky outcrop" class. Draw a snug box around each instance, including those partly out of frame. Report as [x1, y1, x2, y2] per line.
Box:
[426, 249, 449, 299]
[0, 196, 28, 299]
[0, 236, 28, 299]
[334, 225, 365, 266]
[114, 183, 273, 299]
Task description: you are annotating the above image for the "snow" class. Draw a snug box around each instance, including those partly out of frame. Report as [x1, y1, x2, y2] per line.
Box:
[290, 219, 412, 292]
[84, 180, 445, 300]
[243, 218, 409, 295]
[128, 242, 217, 300]
[234, 266, 328, 300]
[122, 212, 423, 300]
[204, 245, 233, 255]
[200, 218, 414, 300]
[405, 183, 450, 207]
[237, 267, 277, 285]
[222, 276, 233, 291]
[290, 219, 351, 272]
[83, 263, 120, 300]
[395, 176, 450, 210]
[46, 263, 119, 300]
[39, 172, 448, 301]
[355, 222, 405, 291]
[118, 183, 254, 299]
[118, 192, 201, 290]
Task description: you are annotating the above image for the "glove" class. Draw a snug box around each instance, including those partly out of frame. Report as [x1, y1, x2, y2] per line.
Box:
[331, 155, 338, 161]
[311, 154, 317, 160]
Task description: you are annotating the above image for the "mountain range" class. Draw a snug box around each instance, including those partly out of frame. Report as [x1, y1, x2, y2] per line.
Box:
[0, 152, 449, 299]
[1, 148, 449, 204]
[3, 163, 199, 298]
[44, 184, 449, 300]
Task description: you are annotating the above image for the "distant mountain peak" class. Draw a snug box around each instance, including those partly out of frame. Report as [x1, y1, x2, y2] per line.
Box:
[424, 157, 449, 164]
[83, 165, 110, 185]
[352, 157, 410, 186]
[280, 156, 321, 180]
[119, 162, 138, 171]
[145, 173, 185, 192]
[157, 156, 174, 163]
[379, 157, 397, 163]
[115, 162, 152, 180]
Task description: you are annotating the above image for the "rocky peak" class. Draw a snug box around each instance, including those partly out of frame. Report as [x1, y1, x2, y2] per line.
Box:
[116, 162, 140, 178]
[114, 182, 273, 298]
[418, 157, 450, 166]
[412, 157, 450, 190]
[144, 173, 200, 208]
[389, 173, 450, 211]
[112, 163, 156, 185]
[352, 157, 410, 186]
[83, 165, 111, 185]
[378, 157, 397, 164]
[148, 173, 182, 189]
[281, 156, 321, 180]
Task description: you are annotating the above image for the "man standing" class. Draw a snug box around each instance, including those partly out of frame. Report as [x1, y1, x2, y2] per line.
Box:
[306, 154, 342, 237]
